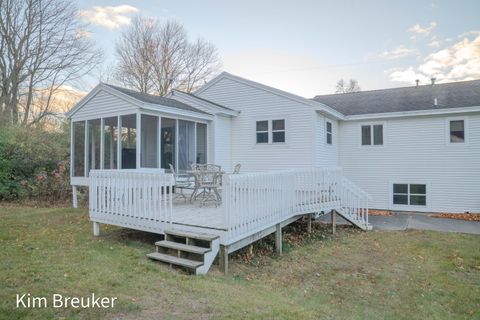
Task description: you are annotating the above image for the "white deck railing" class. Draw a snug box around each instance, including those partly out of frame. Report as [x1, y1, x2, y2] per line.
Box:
[89, 170, 174, 233]
[88, 167, 370, 243]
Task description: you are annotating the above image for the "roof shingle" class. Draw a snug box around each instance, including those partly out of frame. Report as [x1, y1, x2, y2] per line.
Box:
[312, 79, 480, 116]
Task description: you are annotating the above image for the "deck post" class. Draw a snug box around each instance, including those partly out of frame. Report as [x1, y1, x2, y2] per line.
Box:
[93, 222, 100, 236]
[219, 245, 229, 275]
[331, 210, 336, 234]
[275, 223, 282, 255]
[307, 214, 312, 234]
[72, 186, 78, 208]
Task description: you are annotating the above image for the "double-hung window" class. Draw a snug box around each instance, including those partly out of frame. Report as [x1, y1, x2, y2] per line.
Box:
[326, 121, 332, 145]
[361, 124, 383, 146]
[256, 121, 269, 143]
[256, 119, 285, 144]
[449, 119, 465, 143]
[393, 184, 426, 206]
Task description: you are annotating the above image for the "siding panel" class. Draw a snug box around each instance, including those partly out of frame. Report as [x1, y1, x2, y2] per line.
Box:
[72, 90, 138, 120]
[339, 113, 480, 213]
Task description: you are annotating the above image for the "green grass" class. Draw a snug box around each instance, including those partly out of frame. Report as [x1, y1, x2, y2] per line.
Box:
[0, 205, 479, 319]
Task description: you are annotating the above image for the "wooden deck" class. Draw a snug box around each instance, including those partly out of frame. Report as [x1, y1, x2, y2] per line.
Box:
[170, 197, 226, 231]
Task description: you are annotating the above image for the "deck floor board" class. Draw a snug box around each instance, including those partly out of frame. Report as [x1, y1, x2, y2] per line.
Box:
[171, 199, 225, 230]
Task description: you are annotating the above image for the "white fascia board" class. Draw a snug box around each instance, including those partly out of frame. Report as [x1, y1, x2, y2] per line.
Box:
[170, 90, 239, 116]
[196, 72, 345, 120]
[344, 106, 480, 121]
[140, 104, 214, 121]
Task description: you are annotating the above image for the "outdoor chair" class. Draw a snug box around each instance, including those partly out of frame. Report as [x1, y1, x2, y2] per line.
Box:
[169, 164, 193, 202]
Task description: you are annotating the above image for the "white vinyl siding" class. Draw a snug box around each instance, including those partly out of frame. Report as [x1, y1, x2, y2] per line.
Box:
[339, 113, 480, 213]
[197, 77, 316, 172]
[314, 114, 339, 167]
[71, 89, 138, 121]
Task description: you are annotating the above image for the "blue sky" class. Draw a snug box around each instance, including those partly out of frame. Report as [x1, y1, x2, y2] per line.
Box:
[77, 0, 480, 96]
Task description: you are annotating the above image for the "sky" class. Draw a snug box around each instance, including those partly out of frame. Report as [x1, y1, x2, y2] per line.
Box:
[76, 0, 480, 97]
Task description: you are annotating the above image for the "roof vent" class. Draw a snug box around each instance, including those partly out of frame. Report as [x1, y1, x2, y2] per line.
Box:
[415, 79, 420, 87]
[431, 77, 436, 86]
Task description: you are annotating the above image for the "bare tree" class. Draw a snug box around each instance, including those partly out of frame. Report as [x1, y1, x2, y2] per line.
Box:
[0, 0, 102, 126]
[114, 16, 221, 95]
[335, 79, 361, 93]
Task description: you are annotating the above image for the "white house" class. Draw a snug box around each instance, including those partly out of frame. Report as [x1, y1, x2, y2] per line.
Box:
[66, 72, 479, 274]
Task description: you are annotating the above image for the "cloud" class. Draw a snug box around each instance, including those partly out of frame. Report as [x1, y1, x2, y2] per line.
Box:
[80, 5, 139, 30]
[387, 33, 480, 84]
[427, 36, 441, 48]
[381, 45, 419, 59]
[408, 22, 437, 39]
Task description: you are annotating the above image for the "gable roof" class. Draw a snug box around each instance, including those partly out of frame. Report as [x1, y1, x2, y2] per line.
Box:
[103, 84, 210, 114]
[171, 89, 235, 112]
[312, 79, 480, 116]
[195, 72, 345, 120]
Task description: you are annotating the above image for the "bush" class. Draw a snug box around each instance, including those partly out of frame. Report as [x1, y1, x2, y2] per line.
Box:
[0, 125, 70, 203]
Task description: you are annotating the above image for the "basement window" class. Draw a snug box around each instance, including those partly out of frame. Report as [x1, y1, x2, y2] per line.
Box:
[393, 184, 426, 206]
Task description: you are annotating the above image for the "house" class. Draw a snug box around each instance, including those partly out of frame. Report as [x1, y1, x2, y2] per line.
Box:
[66, 72, 479, 274]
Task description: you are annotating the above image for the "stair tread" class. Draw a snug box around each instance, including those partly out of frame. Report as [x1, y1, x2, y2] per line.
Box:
[155, 240, 211, 254]
[147, 252, 203, 269]
[165, 229, 219, 241]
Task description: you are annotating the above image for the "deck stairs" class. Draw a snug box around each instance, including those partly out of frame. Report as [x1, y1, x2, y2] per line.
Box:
[147, 229, 220, 275]
[325, 208, 372, 230]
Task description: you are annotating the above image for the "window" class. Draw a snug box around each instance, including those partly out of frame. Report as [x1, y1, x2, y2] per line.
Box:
[361, 124, 383, 145]
[141, 114, 159, 168]
[120, 114, 137, 169]
[272, 119, 285, 143]
[256, 121, 268, 143]
[449, 120, 465, 143]
[326, 121, 332, 145]
[393, 184, 426, 206]
[103, 117, 118, 169]
[73, 121, 85, 176]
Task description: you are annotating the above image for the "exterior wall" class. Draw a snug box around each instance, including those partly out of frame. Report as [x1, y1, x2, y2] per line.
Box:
[212, 115, 232, 172]
[338, 112, 480, 213]
[314, 114, 339, 167]
[197, 77, 318, 172]
[71, 89, 138, 120]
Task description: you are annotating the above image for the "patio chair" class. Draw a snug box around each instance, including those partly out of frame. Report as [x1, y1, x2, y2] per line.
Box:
[233, 163, 241, 174]
[169, 164, 193, 202]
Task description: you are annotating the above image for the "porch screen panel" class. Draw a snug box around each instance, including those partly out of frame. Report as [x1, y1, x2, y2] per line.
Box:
[121, 114, 136, 169]
[196, 123, 207, 164]
[103, 117, 118, 169]
[73, 121, 85, 176]
[161, 118, 176, 170]
[141, 114, 158, 168]
[88, 119, 101, 173]
[178, 120, 195, 172]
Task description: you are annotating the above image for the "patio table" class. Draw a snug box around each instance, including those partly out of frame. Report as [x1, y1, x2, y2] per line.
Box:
[187, 170, 225, 206]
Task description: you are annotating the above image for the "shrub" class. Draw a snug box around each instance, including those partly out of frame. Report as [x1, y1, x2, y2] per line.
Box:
[0, 124, 70, 203]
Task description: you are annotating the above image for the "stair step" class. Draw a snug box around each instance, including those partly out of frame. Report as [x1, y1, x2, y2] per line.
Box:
[147, 252, 203, 269]
[155, 240, 211, 254]
[165, 229, 219, 241]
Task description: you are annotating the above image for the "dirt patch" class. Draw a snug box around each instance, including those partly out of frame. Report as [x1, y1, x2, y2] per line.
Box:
[368, 209, 394, 216]
[429, 212, 480, 222]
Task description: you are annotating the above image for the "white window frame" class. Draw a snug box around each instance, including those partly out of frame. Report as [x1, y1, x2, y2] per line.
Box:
[445, 116, 468, 145]
[390, 181, 429, 210]
[325, 120, 333, 145]
[271, 119, 286, 144]
[256, 120, 269, 144]
[359, 122, 385, 147]
[255, 119, 286, 145]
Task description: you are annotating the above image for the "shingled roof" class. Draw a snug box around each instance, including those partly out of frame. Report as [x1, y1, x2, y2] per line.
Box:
[312, 79, 480, 116]
[104, 83, 210, 115]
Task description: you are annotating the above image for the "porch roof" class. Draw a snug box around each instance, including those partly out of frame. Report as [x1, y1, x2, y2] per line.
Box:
[104, 84, 211, 115]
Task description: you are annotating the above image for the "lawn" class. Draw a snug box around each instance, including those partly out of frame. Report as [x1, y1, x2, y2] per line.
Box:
[0, 205, 479, 319]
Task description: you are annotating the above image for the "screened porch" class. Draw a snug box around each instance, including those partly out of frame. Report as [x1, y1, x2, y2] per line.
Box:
[70, 112, 209, 187]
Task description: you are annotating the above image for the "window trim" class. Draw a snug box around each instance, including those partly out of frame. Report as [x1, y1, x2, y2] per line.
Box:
[256, 120, 269, 144]
[359, 122, 385, 147]
[390, 181, 429, 210]
[255, 119, 287, 145]
[446, 116, 468, 145]
[325, 120, 333, 145]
